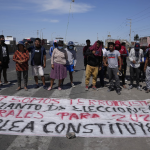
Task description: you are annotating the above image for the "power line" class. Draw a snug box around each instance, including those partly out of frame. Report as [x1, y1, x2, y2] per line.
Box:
[132, 15, 150, 24]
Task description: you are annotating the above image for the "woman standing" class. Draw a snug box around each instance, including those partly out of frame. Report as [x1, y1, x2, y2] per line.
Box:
[13, 41, 29, 91]
[48, 40, 68, 91]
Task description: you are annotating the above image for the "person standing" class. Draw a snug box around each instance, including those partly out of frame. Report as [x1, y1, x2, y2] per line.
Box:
[85, 40, 103, 91]
[25, 38, 47, 89]
[83, 39, 91, 70]
[66, 41, 77, 87]
[13, 41, 29, 91]
[103, 42, 122, 95]
[144, 46, 150, 93]
[0, 35, 10, 85]
[48, 40, 68, 91]
[128, 43, 144, 91]
[115, 40, 127, 88]
[49, 40, 58, 57]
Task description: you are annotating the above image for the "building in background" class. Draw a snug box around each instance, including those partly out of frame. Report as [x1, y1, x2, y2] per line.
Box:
[5, 36, 16, 45]
[140, 36, 150, 47]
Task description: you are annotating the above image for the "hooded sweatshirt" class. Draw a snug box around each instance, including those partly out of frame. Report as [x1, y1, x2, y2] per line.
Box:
[89, 41, 102, 56]
[115, 40, 127, 65]
[49, 42, 58, 57]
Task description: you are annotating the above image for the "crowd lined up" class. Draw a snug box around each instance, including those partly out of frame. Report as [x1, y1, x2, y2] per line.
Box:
[0, 34, 150, 95]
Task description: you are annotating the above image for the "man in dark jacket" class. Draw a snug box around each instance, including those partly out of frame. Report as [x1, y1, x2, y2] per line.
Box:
[0, 35, 10, 85]
[25, 38, 47, 89]
[85, 41, 103, 91]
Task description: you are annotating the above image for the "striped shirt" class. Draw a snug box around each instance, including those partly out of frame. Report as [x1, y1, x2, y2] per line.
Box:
[13, 50, 29, 71]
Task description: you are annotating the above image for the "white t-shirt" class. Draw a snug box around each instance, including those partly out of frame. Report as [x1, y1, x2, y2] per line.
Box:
[2, 46, 7, 57]
[102, 48, 107, 56]
[104, 50, 120, 68]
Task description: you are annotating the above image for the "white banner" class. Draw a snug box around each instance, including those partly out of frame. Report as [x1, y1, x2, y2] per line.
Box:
[0, 95, 150, 137]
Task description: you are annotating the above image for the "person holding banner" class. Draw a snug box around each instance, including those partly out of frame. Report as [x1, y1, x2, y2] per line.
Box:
[103, 42, 122, 95]
[48, 40, 68, 91]
[13, 41, 29, 91]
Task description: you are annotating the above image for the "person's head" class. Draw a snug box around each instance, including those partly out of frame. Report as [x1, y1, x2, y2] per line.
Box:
[0, 35, 5, 45]
[86, 39, 90, 46]
[97, 40, 102, 48]
[121, 42, 126, 47]
[67, 41, 74, 50]
[35, 38, 41, 48]
[57, 40, 64, 50]
[134, 43, 140, 51]
[115, 40, 121, 50]
[53, 40, 57, 47]
[109, 42, 115, 51]
[18, 41, 25, 52]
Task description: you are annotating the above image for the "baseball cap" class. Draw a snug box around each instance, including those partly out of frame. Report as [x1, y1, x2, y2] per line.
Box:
[18, 41, 25, 46]
[68, 41, 74, 46]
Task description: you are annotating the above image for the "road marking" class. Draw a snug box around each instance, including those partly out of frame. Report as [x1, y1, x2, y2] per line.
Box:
[7, 136, 52, 150]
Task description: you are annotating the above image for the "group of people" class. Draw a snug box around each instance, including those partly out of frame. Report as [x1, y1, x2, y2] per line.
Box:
[0, 34, 150, 95]
[83, 39, 150, 94]
[0, 35, 77, 91]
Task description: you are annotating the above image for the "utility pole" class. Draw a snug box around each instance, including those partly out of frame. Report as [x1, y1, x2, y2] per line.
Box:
[37, 30, 39, 38]
[127, 19, 132, 45]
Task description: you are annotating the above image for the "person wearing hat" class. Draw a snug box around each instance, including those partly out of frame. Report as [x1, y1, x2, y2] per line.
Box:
[13, 41, 29, 91]
[0, 35, 10, 85]
[144, 44, 150, 93]
[49, 40, 58, 57]
[48, 40, 68, 91]
[65, 41, 77, 87]
[128, 43, 144, 91]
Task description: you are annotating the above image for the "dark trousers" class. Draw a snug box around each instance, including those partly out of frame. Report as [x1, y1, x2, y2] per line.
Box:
[120, 65, 126, 85]
[17, 71, 28, 87]
[130, 66, 140, 86]
[108, 67, 120, 90]
[98, 65, 104, 87]
[139, 63, 145, 81]
[103, 66, 107, 78]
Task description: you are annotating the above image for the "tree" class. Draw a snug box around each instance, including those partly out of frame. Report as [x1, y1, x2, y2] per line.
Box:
[134, 34, 140, 42]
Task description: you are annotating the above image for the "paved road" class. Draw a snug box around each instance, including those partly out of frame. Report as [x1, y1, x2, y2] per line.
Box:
[0, 47, 150, 150]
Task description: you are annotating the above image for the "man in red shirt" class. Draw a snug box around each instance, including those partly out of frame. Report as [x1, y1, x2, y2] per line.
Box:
[83, 39, 91, 70]
[115, 40, 127, 88]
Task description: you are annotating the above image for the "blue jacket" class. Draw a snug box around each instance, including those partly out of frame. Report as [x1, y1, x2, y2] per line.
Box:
[49, 42, 58, 57]
[28, 46, 46, 66]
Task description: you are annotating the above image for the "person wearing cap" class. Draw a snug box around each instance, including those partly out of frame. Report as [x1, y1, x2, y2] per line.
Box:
[65, 41, 77, 87]
[25, 38, 47, 90]
[83, 40, 91, 70]
[48, 40, 68, 91]
[49, 40, 58, 57]
[128, 43, 144, 91]
[13, 41, 29, 91]
[144, 45, 150, 93]
[0, 35, 10, 85]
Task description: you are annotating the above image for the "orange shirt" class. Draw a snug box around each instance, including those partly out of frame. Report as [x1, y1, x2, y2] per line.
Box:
[13, 50, 29, 71]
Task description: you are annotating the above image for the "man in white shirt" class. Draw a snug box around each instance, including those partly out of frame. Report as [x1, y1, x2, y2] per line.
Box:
[128, 43, 144, 91]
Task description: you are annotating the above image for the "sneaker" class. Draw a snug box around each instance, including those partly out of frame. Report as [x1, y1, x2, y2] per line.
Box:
[128, 85, 133, 90]
[92, 86, 97, 90]
[116, 89, 121, 95]
[125, 78, 128, 82]
[146, 89, 150, 93]
[34, 84, 39, 89]
[43, 85, 47, 90]
[107, 87, 114, 92]
[47, 86, 52, 91]
[71, 83, 76, 88]
[137, 86, 142, 91]
[85, 86, 89, 91]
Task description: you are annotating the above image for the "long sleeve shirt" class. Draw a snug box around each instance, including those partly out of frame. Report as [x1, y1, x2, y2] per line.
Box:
[13, 50, 29, 71]
[129, 48, 144, 68]
[65, 48, 77, 66]
[51, 48, 68, 65]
